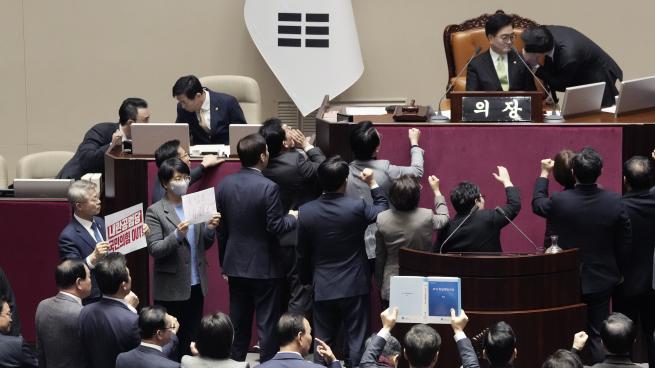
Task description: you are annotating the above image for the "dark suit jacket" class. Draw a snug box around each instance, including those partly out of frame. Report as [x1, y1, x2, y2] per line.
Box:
[532, 178, 631, 294]
[215, 168, 297, 279]
[58, 216, 106, 300]
[175, 89, 246, 145]
[0, 334, 37, 368]
[466, 50, 536, 92]
[618, 190, 655, 296]
[145, 198, 216, 301]
[436, 187, 521, 253]
[0, 267, 21, 336]
[57, 122, 118, 179]
[297, 188, 389, 301]
[591, 355, 639, 368]
[78, 298, 140, 368]
[116, 344, 180, 368]
[151, 165, 204, 204]
[535, 26, 623, 107]
[258, 352, 341, 368]
[360, 335, 393, 368]
[35, 292, 85, 368]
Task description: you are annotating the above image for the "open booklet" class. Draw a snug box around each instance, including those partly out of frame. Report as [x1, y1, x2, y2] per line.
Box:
[389, 276, 461, 324]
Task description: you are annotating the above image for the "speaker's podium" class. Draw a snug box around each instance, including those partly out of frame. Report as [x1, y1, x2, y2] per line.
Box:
[395, 248, 586, 368]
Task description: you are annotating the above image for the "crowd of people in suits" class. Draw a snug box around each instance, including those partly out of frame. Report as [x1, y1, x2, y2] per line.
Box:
[1, 75, 654, 367]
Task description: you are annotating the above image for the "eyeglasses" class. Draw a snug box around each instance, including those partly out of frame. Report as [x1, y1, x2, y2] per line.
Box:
[178, 152, 190, 160]
[497, 34, 515, 42]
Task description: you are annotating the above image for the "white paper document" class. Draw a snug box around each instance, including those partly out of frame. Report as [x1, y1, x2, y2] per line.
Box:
[182, 188, 217, 225]
[345, 106, 388, 116]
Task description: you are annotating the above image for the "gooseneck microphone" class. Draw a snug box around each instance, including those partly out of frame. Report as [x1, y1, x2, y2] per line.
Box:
[510, 47, 564, 123]
[433, 46, 482, 122]
[494, 206, 540, 253]
[439, 204, 479, 253]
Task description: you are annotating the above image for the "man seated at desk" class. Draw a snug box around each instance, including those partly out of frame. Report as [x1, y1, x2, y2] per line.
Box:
[521, 25, 622, 108]
[466, 11, 536, 92]
[173, 75, 246, 145]
[57, 97, 150, 180]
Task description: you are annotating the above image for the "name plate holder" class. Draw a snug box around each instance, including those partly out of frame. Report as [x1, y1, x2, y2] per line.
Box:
[449, 91, 544, 122]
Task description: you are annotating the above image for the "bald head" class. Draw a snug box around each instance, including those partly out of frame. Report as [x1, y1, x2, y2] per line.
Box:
[601, 313, 635, 355]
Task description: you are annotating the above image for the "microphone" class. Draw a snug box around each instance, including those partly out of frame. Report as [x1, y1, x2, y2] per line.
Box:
[510, 47, 565, 123]
[494, 206, 540, 253]
[433, 46, 482, 122]
[439, 204, 479, 253]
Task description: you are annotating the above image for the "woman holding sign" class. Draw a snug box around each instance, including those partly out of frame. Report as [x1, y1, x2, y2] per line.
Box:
[145, 157, 221, 361]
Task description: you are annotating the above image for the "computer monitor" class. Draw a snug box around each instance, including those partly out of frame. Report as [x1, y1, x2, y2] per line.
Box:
[14, 178, 74, 198]
[615, 76, 655, 116]
[560, 82, 606, 117]
[131, 123, 190, 156]
[228, 124, 262, 157]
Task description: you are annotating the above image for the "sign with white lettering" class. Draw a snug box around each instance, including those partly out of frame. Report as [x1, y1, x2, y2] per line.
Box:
[462, 96, 532, 122]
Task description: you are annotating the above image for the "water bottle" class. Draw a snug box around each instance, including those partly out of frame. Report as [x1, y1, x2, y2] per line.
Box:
[545, 235, 563, 254]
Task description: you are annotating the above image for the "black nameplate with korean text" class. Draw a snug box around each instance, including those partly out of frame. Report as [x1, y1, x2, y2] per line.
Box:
[462, 96, 532, 122]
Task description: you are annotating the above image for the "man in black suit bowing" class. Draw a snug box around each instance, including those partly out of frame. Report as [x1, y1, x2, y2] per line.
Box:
[297, 156, 389, 368]
[466, 11, 536, 92]
[532, 147, 631, 364]
[215, 133, 298, 362]
[173, 75, 246, 145]
[614, 156, 655, 368]
[521, 25, 623, 107]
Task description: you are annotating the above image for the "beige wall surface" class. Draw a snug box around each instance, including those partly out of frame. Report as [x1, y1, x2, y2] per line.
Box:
[0, 0, 651, 180]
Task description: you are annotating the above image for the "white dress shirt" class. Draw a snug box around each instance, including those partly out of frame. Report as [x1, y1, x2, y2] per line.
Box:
[198, 91, 212, 131]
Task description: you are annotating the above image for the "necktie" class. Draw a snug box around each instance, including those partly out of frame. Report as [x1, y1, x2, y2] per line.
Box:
[91, 222, 104, 243]
[199, 109, 210, 133]
[496, 55, 509, 91]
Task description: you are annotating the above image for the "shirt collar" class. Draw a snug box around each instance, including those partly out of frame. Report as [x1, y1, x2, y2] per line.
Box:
[201, 90, 211, 112]
[104, 296, 138, 314]
[489, 47, 506, 62]
[140, 342, 164, 352]
[59, 291, 83, 305]
[546, 48, 555, 59]
[74, 213, 94, 231]
[245, 167, 262, 173]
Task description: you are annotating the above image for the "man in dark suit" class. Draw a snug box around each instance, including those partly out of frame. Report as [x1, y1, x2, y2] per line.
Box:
[259, 118, 326, 313]
[436, 166, 520, 253]
[466, 11, 536, 92]
[79, 253, 175, 368]
[521, 26, 623, 107]
[173, 75, 246, 145]
[297, 156, 389, 367]
[532, 147, 632, 364]
[591, 313, 640, 368]
[0, 267, 21, 336]
[215, 133, 297, 362]
[257, 313, 341, 368]
[116, 306, 180, 368]
[35, 260, 92, 368]
[614, 156, 655, 368]
[58, 180, 110, 302]
[57, 97, 150, 179]
[0, 295, 38, 368]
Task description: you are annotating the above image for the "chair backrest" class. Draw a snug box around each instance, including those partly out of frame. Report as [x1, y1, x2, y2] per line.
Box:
[199, 75, 262, 124]
[16, 151, 75, 179]
[443, 11, 539, 91]
[0, 155, 8, 189]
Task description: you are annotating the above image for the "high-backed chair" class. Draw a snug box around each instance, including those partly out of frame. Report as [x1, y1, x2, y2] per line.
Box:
[199, 75, 262, 124]
[15, 151, 74, 179]
[0, 155, 8, 189]
[443, 11, 540, 91]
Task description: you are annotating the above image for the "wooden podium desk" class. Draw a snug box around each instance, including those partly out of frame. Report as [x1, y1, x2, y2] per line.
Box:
[395, 248, 586, 368]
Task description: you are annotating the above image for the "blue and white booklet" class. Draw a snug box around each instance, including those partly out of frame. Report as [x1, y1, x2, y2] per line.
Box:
[389, 276, 461, 324]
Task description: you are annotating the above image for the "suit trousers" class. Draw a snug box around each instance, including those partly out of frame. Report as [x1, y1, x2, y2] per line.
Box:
[156, 284, 204, 361]
[229, 277, 281, 363]
[582, 289, 613, 364]
[612, 291, 655, 368]
[280, 245, 312, 315]
[313, 294, 370, 368]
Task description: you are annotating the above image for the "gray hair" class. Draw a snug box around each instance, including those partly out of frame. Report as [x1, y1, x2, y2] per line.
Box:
[67, 180, 98, 205]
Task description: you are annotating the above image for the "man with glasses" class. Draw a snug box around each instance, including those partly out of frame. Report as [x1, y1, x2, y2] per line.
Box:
[436, 166, 521, 253]
[0, 295, 38, 367]
[466, 11, 537, 92]
[116, 306, 180, 368]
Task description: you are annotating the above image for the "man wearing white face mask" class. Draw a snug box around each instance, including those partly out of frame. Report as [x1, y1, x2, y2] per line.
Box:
[145, 157, 221, 361]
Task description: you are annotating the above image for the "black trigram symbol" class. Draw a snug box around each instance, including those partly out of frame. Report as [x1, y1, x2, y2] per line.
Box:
[277, 12, 329, 48]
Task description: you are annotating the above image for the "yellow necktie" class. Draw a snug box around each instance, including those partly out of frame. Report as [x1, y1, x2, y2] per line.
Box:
[496, 55, 509, 91]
